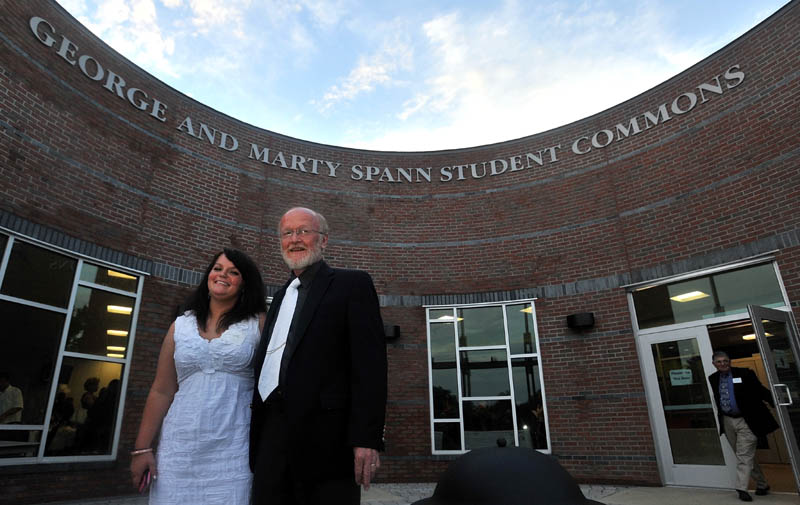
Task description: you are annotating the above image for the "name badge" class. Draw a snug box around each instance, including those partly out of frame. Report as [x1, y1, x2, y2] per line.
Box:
[733, 377, 743, 383]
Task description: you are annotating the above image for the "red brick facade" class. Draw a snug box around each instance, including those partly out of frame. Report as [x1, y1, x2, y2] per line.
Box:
[1, 0, 798, 502]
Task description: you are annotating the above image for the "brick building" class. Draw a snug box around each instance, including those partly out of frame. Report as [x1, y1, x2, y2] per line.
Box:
[1, 0, 799, 503]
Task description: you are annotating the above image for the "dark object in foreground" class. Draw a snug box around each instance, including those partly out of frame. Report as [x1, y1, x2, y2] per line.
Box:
[411, 446, 604, 505]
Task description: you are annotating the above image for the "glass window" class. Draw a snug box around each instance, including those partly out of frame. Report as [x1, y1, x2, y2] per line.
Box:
[633, 263, 785, 329]
[427, 300, 548, 454]
[433, 422, 461, 451]
[430, 322, 456, 364]
[460, 349, 509, 397]
[1, 241, 76, 308]
[429, 309, 455, 322]
[0, 300, 64, 425]
[80, 264, 138, 293]
[457, 306, 504, 347]
[0, 235, 141, 465]
[512, 357, 547, 450]
[463, 399, 514, 450]
[651, 338, 724, 465]
[507, 303, 536, 355]
[0, 430, 41, 459]
[66, 287, 135, 358]
[44, 357, 123, 456]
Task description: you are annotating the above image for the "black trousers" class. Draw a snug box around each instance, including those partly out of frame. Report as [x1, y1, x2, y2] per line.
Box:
[252, 399, 359, 505]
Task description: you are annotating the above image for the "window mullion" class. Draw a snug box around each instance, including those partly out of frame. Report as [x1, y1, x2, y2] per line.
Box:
[37, 257, 83, 460]
[453, 307, 465, 452]
[502, 304, 519, 447]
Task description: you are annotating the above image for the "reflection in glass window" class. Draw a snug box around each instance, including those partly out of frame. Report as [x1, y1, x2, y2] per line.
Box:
[507, 304, 536, 355]
[460, 349, 509, 397]
[66, 287, 135, 358]
[80, 264, 138, 293]
[433, 422, 461, 451]
[0, 234, 7, 256]
[633, 263, 785, 329]
[0, 300, 64, 425]
[463, 399, 514, 450]
[429, 322, 456, 364]
[429, 309, 457, 322]
[457, 306, 504, 347]
[432, 368, 459, 419]
[512, 358, 547, 449]
[1, 241, 76, 308]
[651, 339, 724, 465]
[427, 300, 548, 453]
[0, 235, 141, 465]
[44, 357, 123, 456]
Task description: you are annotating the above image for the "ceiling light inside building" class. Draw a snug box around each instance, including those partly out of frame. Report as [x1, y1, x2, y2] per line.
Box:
[742, 332, 772, 341]
[107, 269, 136, 280]
[669, 291, 710, 302]
[107, 305, 132, 315]
[107, 329, 129, 337]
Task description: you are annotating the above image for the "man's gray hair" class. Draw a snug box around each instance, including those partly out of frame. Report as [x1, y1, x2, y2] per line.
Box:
[279, 207, 329, 235]
[712, 350, 730, 360]
[315, 211, 329, 235]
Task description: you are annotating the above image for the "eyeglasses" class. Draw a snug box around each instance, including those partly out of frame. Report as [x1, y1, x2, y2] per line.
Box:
[280, 228, 325, 239]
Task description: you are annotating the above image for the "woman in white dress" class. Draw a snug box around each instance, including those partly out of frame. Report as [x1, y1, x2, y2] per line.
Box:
[130, 249, 266, 504]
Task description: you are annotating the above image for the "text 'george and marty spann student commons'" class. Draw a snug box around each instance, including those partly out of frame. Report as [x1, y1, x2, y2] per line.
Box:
[1, 0, 799, 503]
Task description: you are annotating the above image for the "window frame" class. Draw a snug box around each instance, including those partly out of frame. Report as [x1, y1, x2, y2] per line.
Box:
[626, 256, 792, 336]
[425, 298, 550, 455]
[0, 230, 146, 466]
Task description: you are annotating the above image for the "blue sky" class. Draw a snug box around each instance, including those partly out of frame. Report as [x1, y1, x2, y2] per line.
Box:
[57, 0, 788, 151]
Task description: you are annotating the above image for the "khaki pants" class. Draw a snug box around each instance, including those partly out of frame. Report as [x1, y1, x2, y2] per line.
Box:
[723, 415, 769, 491]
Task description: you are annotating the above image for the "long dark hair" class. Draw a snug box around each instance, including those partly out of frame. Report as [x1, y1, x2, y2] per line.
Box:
[183, 248, 266, 331]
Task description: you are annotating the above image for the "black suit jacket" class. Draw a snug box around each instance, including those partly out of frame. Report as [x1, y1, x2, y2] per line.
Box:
[249, 261, 387, 481]
[708, 366, 779, 442]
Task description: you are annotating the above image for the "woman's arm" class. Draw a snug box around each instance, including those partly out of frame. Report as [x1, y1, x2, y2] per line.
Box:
[130, 323, 179, 487]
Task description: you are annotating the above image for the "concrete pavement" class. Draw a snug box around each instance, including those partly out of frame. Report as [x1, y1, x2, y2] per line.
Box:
[31, 483, 800, 504]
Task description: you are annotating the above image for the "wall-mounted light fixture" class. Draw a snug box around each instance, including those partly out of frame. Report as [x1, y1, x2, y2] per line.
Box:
[384, 324, 400, 341]
[566, 312, 595, 330]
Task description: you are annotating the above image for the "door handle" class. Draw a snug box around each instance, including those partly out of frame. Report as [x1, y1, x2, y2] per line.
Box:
[775, 383, 793, 406]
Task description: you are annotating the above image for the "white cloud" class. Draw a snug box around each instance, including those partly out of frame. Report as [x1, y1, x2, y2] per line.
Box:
[57, 0, 90, 17]
[74, 0, 179, 79]
[352, 1, 712, 150]
[186, 0, 249, 37]
[316, 26, 413, 112]
[297, 0, 351, 28]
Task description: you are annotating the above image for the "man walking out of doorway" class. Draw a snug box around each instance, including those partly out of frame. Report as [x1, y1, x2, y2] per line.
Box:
[708, 350, 779, 502]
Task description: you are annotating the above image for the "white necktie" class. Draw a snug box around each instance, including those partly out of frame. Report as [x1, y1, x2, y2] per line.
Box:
[258, 277, 301, 401]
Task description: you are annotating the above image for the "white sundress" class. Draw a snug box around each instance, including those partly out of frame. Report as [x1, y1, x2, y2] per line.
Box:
[149, 313, 260, 505]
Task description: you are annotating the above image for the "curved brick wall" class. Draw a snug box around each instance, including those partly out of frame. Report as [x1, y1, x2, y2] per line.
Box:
[1, 0, 799, 502]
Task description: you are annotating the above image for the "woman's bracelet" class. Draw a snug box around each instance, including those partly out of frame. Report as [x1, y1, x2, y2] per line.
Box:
[130, 447, 153, 456]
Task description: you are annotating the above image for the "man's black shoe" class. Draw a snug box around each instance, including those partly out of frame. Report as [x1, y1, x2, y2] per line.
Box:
[755, 486, 770, 496]
[737, 490, 753, 502]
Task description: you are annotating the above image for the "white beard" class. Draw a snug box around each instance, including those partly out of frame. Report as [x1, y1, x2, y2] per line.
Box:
[282, 242, 323, 271]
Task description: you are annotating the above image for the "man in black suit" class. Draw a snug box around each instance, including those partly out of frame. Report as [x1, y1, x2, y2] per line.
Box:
[250, 207, 387, 505]
[708, 350, 778, 502]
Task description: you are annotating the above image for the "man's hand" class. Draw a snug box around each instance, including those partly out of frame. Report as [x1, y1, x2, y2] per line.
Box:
[353, 447, 380, 490]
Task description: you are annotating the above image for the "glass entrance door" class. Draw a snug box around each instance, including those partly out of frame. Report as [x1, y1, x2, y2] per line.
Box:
[640, 326, 735, 487]
[748, 305, 800, 492]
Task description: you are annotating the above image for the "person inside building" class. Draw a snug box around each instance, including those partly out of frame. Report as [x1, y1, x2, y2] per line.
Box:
[0, 372, 23, 425]
[250, 207, 387, 505]
[708, 350, 778, 502]
[130, 249, 266, 504]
